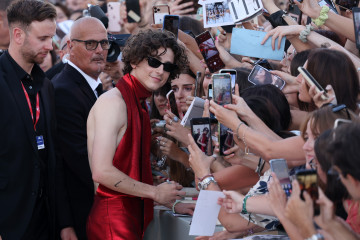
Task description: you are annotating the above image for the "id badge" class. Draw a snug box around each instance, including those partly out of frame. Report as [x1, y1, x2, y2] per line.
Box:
[36, 135, 45, 150]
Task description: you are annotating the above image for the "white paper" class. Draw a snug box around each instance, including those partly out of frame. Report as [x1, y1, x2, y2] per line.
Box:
[189, 190, 224, 236]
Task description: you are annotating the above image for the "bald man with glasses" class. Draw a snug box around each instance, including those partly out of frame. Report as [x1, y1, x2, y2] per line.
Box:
[52, 17, 108, 240]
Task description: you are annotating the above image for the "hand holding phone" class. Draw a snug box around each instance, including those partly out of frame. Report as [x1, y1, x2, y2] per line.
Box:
[195, 31, 225, 73]
[270, 159, 292, 197]
[298, 67, 328, 100]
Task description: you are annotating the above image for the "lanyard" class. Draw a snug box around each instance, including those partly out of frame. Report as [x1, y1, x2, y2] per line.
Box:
[20, 81, 40, 131]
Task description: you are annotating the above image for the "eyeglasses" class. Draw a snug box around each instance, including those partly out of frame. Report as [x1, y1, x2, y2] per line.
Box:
[147, 56, 177, 72]
[71, 39, 110, 50]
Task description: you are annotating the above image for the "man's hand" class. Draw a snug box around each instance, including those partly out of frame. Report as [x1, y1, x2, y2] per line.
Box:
[60, 227, 78, 240]
[154, 181, 185, 205]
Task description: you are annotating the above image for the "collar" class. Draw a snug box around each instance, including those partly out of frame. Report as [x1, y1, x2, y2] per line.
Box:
[5, 50, 45, 87]
[67, 60, 101, 91]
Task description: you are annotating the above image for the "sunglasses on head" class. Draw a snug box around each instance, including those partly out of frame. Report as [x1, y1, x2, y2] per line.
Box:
[147, 56, 177, 73]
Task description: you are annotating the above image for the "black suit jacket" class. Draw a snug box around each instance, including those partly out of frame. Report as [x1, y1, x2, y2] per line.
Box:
[0, 54, 71, 239]
[52, 64, 97, 240]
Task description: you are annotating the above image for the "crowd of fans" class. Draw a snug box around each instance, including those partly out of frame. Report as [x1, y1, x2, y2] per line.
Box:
[1, 0, 360, 239]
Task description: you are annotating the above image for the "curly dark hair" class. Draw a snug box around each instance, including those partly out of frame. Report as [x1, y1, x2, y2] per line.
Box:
[122, 29, 188, 81]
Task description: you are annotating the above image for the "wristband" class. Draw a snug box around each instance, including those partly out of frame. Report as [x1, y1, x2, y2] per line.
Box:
[241, 194, 253, 214]
[172, 199, 182, 214]
[236, 121, 245, 140]
[312, 6, 329, 27]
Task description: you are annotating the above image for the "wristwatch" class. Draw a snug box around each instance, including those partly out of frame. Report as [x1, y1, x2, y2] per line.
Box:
[198, 176, 217, 190]
[305, 233, 324, 240]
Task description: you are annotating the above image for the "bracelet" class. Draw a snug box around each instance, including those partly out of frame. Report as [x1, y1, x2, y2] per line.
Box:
[241, 194, 253, 214]
[299, 24, 314, 43]
[198, 174, 213, 182]
[236, 122, 245, 140]
[172, 199, 182, 214]
[312, 6, 329, 27]
[255, 157, 265, 177]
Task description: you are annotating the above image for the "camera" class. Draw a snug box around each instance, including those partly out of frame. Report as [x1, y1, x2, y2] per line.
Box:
[107, 33, 130, 62]
[87, 4, 130, 62]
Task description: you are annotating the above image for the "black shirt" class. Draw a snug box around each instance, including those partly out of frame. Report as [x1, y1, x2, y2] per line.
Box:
[4, 51, 48, 193]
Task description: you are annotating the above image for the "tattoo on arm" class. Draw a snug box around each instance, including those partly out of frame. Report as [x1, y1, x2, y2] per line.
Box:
[114, 180, 122, 187]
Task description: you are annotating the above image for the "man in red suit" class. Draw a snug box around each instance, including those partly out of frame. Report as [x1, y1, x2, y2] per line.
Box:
[86, 29, 189, 239]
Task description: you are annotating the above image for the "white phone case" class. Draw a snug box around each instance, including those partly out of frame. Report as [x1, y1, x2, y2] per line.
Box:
[108, 2, 121, 32]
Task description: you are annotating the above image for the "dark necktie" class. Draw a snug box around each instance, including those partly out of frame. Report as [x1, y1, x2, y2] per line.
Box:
[95, 83, 103, 97]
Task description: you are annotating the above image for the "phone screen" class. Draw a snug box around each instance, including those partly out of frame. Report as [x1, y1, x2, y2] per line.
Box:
[353, 8, 360, 49]
[270, 159, 292, 196]
[195, 31, 225, 73]
[191, 118, 213, 156]
[166, 90, 180, 118]
[220, 69, 236, 94]
[208, 84, 213, 100]
[212, 73, 232, 106]
[248, 65, 285, 90]
[296, 169, 319, 214]
[163, 15, 180, 38]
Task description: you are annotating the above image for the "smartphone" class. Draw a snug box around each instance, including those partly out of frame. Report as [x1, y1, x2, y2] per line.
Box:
[195, 31, 225, 73]
[212, 73, 233, 155]
[353, 8, 360, 49]
[296, 169, 319, 214]
[253, 59, 273, 70]
[107, 2, 121, 32]
[163, 15, 180, 39]
[191, 118, 213, 156]
[208, 83, 213, 100]
[337, 0, 359, 10]
[220, 69, 237, 94]
[153, 4, 170, 25]
[194, 71, 201, 97]
[298, 67, 328, 100]
[212, 73, 232, 106]
[270, 159, 292, 197]
[126, 0, 141, 23]
[248, 65, 285, 90]
[166, 90, 180, 118]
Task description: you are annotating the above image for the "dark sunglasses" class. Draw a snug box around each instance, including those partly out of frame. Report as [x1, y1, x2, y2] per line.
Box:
[147, 56, 177, 72]
[72, 39, 110, 51]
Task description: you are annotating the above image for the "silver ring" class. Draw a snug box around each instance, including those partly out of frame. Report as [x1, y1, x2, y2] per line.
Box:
[173, 116, 179, 122]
